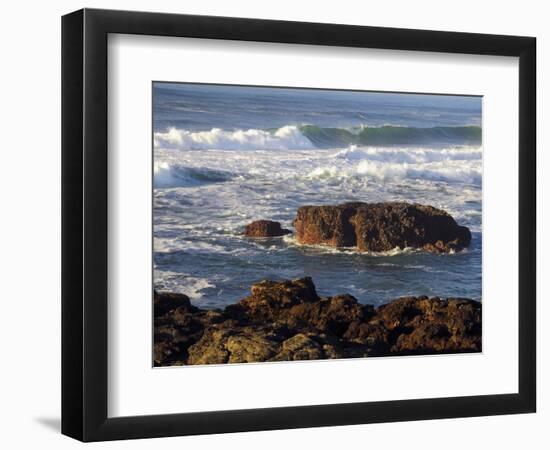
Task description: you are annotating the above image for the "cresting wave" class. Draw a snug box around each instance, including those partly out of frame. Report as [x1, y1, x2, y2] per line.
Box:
[301, 125, 481, 148]
[153, 161, 236, 188]
[154, 125, 313, 151]
[154, 124, 482, 150]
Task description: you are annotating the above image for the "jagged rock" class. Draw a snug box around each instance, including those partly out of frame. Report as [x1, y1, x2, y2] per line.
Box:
[186, 329, 232, 365]
[226, 277, 320, 322]
[154, 290, 195, 317]
[227, 279, 369, 338]
[186, 325, 287, 365]
[244, 220, 291, 237]
[293, 202, 471, 253]
[154, 278, 481, 366]
[343, 295, 482, 355]
[226, 333, 280, 363]
[293, 202, 360, 248]
[271, 334, 324, 361]
[378, 296, 482, 354]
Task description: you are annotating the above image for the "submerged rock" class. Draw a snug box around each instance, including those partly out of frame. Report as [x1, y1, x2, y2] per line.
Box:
[154, 278, 481, 366]
[293, 202, 471, 253]
[244, 220, 291, 237]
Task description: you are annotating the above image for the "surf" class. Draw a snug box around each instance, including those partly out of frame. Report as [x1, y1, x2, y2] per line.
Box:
[153, 161, 236, 188]
[154, 124, 482, 151]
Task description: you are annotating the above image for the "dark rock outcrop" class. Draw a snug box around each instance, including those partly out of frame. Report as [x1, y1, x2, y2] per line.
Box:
[244, 220, 291, 237]
[154, 290, 195, 317]
[154, 277, 481, 366]
[344, 295, 481, 354]
[293, 202, 471, 253]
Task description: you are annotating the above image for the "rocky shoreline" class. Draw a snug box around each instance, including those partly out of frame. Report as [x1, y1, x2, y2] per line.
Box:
[155, 202, 478, 366]
[154, 277, 481, 366]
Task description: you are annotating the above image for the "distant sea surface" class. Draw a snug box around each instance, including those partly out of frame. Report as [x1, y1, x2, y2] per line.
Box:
[153, 83, 482, 308]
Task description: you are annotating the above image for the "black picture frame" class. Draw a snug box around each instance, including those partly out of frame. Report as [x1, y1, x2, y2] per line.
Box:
[62, 8, 536, 442]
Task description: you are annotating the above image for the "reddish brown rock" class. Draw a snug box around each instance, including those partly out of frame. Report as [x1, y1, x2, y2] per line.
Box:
[346, 295, 482, 355]
[244, 220, 291, 237]
[293, 202, 471, 253]
[154, 278, 481, 366]
[227, 277, 320, 321]
[227, 278, 369, 339]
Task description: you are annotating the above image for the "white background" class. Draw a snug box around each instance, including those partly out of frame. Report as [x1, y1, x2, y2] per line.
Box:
[109, 35, 518, 417]
[0, 0, 546, 448]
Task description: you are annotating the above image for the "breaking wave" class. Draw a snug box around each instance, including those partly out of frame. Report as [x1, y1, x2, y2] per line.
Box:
[304, 145, 482, 185]
[154, 125, 313, 150]
[154, 161, 236, 188]
[154, 125, 482, 150]
[355, 159, 481, 185]
[333, 145, 481, 164]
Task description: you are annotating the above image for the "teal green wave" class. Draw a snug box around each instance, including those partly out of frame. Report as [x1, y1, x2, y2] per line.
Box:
[299, 125, 481, 148]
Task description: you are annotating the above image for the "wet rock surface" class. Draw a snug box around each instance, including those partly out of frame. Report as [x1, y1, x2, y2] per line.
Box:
[244, 220, 291, 237]
[293, 202, 471, 253]
[154, 278, 481, 366]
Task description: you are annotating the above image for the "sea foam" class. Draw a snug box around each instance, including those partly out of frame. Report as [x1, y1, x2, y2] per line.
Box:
[154, 125, 314, 151]
[154, 125, 482, 151]
[301, 145, 482, 186]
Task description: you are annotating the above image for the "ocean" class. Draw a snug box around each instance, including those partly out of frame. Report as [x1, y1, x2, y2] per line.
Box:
[153, 82, 482, 308]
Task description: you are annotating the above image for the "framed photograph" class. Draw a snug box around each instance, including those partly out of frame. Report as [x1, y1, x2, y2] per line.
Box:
[62, 8, 536, 441]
